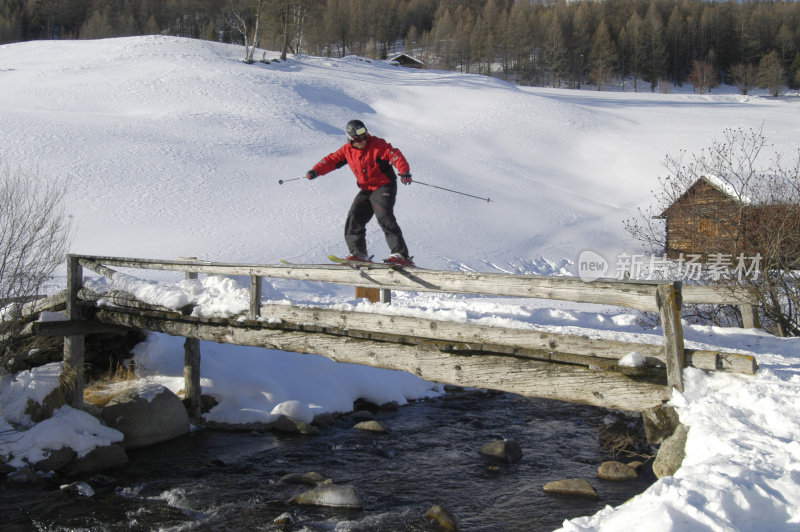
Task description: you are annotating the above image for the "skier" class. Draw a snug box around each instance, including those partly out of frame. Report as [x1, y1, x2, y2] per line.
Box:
[304, 119, 415, 266]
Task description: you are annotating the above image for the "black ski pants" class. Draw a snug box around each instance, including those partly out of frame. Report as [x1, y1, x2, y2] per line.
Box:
[344, 183, 409, 258]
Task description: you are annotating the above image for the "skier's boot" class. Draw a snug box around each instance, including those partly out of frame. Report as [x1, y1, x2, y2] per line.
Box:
[384, 253, 414, 267]
[345, 252, 371, 263]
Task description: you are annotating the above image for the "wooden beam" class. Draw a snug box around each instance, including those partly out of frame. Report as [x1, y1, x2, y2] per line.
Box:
[74, 255, 665, 311]
[93, 307, 671, 412]
[256, 304, 756, 374]
[681, 284, 758, 305]
[78, 288, 183, 314]
[63, 255, 85, 408]
[33, 319, 128, 337]
[0, 291, 67, 326]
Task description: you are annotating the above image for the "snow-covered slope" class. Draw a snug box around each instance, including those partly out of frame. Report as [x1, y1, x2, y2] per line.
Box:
[2, 36, 796, 270]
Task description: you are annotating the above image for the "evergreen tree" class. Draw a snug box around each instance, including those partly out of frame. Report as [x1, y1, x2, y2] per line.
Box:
[543, 10, 567, 88]
[588, 19, 616, 91]
[80, 8, 114, 39]
[570, 1, 593, 89]
[643, 2, 665, 91]
[665, 5, 684, 83]
[624, 10, 644, 91]
[757, 50, 785, 97]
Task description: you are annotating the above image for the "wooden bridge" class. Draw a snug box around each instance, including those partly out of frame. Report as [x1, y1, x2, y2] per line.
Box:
[35, 254, 758, 420]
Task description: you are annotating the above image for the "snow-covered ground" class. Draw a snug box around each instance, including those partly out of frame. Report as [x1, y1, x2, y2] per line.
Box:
[1, 36, 799, 530]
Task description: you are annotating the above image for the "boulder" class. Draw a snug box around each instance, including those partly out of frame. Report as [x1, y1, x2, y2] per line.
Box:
[653, 423, 688, 478]
[290, 484, 363, 509]
[59, 481, 95, 497]
[424, 504, 458, 531]
[478, 439, 522, 463]
[642, 405, 680, 444]
[542, 478, 598, 499]
[62, 443, 128, 477]
[100, 382, 189, 449]
[597, 460, 638, 481]
[25, 385, 66, 424]
[272, 414, 319, 435]
[33, 447, 76, 472]
[353, 420, 390, 433]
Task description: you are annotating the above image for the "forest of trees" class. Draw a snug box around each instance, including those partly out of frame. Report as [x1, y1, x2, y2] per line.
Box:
[2, 0, 800, 93]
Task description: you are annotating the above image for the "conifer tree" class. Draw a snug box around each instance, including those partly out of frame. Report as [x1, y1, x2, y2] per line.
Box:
[588, 19, 616, 91]
[758, 50, 785, 97]
[624, 11, 644, 91]
[643, 2, 665, 91]
[543, 10, 567, 88]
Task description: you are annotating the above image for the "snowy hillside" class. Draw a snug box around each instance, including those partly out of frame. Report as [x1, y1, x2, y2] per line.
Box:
[2, 36, 800, 531]
[2, 35, 797, 271]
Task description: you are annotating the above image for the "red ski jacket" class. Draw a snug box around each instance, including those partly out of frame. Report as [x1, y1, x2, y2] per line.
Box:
[312, 135, 410, 191]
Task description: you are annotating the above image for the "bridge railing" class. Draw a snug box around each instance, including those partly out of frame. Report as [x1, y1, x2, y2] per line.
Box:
[52, 254, 758, 416]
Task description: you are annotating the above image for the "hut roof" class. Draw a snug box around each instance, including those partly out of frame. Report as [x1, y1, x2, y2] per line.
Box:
[656, 175, 752, 219]
[388, 53, 425, 68]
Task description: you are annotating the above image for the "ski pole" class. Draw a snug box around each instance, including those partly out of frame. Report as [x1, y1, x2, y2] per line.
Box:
[413, 180, 492, 203]
[278, 177, 304, 185]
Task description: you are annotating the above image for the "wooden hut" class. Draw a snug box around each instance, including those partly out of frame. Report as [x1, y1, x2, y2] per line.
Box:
[657, 175, 800, 264]
[388, 53, 425, 69]
[657, 176, 744, 259]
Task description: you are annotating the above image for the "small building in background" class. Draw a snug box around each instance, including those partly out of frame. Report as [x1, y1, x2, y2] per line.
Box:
[388, 53, 425, 69]
[657, 175, 800, 264]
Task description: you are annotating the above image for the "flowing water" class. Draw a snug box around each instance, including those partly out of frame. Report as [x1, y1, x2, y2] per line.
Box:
[3, 390, 654, 531]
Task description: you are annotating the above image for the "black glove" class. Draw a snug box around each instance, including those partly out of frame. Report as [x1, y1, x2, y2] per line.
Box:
[305, 170, 317, 180]
[400, 172, 412, 185]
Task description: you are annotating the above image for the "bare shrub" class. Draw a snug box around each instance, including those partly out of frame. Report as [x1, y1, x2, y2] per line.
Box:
[0, 164, 72, 357]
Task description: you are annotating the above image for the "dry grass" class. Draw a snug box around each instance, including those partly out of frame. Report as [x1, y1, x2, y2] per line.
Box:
[83, 362, 138, 408]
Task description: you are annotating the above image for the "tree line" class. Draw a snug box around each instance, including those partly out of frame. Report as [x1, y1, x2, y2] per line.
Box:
[2, 0, 800, 93]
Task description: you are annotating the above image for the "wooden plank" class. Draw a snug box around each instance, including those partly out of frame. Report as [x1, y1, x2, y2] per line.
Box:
[681, 284, 758, 305]
[657, 283, 685, 392]
[259, 303, 666, 362]
[93, 307, 671, 412]
[74, 254, 664, 311]
[78, 288, 183, 314]
[686, 350, 758, 373]
[33, 319, 128, 337]
[257, 304, 755, 374]
[354, 287, 381, 303]
[0, 291, 67, 325]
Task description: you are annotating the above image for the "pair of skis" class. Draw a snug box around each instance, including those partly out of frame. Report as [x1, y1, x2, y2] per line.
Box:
[281, 255, 417, 270]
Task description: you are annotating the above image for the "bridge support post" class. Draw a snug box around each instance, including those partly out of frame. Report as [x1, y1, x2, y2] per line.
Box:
[63, 255, 85, 408]
[250, 275, 262, 320]
[658, 282, 685, 393]
[183, 264, 202, 423]
[739, 303, 759, 329]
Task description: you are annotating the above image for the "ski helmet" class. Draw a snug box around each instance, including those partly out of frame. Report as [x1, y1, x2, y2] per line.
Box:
[345, 119, 368, 140]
